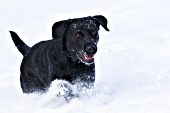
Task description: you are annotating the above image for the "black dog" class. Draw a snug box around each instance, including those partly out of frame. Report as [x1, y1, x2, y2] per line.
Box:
[10, 15, 109, 93]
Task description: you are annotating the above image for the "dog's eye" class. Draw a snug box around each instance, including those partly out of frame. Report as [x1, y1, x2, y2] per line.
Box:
[91, 31, 98, 40]
[75, 30, 84, 38]
[91, 31, 96, 36]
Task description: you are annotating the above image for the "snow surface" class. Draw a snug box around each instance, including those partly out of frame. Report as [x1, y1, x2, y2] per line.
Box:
[1, 0, 170, 113]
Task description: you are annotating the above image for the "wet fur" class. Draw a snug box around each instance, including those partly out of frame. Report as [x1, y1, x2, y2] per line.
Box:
[10, 15, 109, 93]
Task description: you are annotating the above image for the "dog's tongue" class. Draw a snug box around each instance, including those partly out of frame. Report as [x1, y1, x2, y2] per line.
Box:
[84, 55, 94, 61]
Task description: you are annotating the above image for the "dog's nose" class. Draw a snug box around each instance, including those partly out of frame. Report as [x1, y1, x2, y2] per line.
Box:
[85, 44, 97, 55]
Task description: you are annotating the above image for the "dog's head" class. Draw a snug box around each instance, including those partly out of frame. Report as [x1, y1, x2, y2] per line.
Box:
[52, 15, 109, 65]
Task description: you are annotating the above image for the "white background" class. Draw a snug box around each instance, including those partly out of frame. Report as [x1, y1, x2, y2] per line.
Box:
[0, 0, 170, 113]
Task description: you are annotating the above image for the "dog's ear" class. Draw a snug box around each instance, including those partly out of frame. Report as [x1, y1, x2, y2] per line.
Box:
[93, 15, 109, 31]
[52, 19, 71, 39]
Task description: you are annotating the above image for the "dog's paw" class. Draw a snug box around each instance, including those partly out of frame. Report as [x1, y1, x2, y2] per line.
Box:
[49, 80, 79, 101]
[58, 82, 79, 99]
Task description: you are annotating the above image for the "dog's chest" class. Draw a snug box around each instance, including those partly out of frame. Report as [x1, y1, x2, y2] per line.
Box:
[62, 63, 82, 75]
[60, 62, 94, 82]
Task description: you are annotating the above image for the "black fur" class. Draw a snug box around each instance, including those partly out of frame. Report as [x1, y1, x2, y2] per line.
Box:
[10, 15, 109, 93]
[10, 31, 30, 56]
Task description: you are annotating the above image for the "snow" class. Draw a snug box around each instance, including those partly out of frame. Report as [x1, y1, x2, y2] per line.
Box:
[1, 0, 170, 113]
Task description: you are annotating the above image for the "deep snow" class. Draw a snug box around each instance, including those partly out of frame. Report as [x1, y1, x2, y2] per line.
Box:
[0, 0, 170, 113]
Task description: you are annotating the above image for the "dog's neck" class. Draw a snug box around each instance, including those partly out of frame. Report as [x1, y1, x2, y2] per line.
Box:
[62, 35, 80, 63]
[50, 37, 76, 66]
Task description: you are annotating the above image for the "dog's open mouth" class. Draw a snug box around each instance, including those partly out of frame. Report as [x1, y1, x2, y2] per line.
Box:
[84, 54, 94, 61]
[76, 51, 94, 65]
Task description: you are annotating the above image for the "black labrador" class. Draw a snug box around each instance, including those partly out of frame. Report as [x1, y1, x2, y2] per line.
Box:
[10, 15, 109, 93]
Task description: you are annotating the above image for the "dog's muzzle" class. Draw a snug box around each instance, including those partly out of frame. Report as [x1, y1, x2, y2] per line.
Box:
[84, 44, 97, 56]
[76, 43, 97, 65]
[84, 44, 97, 61]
